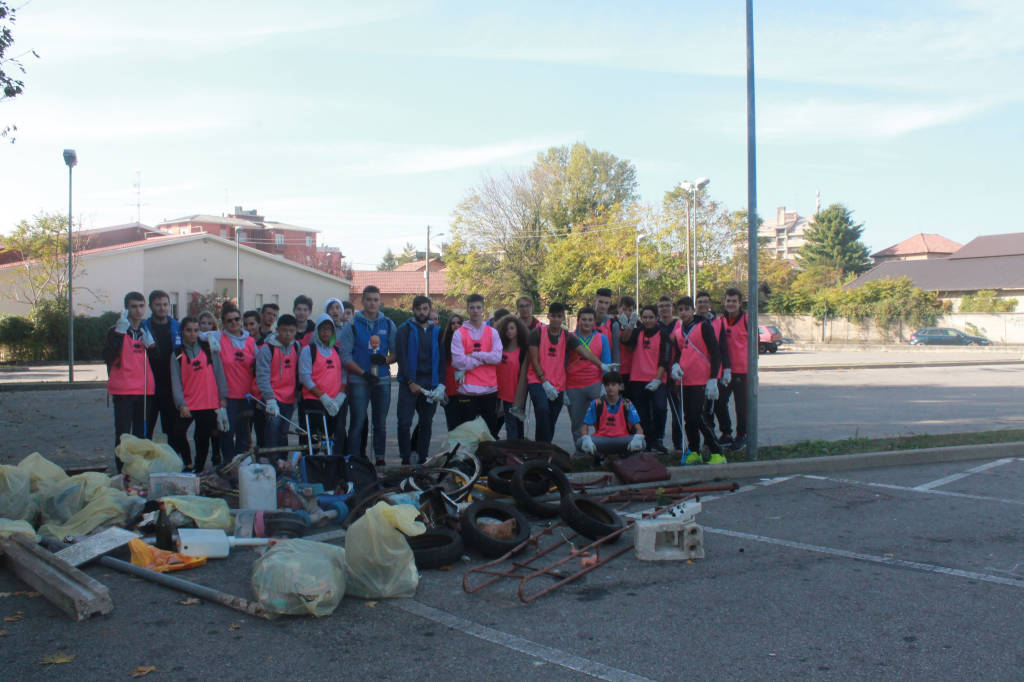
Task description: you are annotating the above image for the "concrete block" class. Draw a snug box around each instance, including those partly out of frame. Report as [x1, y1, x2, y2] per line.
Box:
[634, 517, 705, 561]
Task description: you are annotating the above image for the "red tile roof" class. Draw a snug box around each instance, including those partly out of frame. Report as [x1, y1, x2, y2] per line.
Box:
[871, 233, 961, 258]
[350, 269, 448, 295]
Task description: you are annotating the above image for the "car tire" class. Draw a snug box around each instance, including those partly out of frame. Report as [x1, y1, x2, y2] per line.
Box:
[459, 500, 532, 558]
[768, 343, 778, 353]
[404, 526, 464, 569]
[487, 465, 548, 496]
[559, 497, 624, 542]
[758, 342, 767, 354]
[511, 460, 573, 518]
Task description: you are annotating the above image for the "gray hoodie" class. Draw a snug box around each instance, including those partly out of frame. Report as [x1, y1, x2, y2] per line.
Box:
[255, 332, 300, 402]
[169, 340, 228, 409]
[299, 313, 344, 393]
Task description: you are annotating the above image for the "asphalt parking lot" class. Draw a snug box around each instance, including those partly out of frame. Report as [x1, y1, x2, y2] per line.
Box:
[3, 456, 1021, 680]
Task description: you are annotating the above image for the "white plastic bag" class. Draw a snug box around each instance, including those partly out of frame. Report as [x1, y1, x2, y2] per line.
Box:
[345, 501, 425, 599]
[17, 452, 68, 492]
[0, 465, 36, 523]
[445, 416, 495, 456]
[115, 434, 184, 486]
[251, 539, 347, 617]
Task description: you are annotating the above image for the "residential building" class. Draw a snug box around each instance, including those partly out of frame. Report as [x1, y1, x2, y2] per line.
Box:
[871, 233, 961, 264]
[349, 259, 457, 309]
[758, 206, 812, 261]
[847, 232, 1024, 311]
[0, 232, 351, 317]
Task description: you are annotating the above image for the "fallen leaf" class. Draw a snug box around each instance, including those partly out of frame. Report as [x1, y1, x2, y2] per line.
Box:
[177, 598, 200, 606]
[227, 624, 241, 632]
[15, 591, 40, 598]
[686, 559, 695, 565]
[4, 614, 22, 622]
[38, 652, 76, 665]
[129, 665, 157, 678]
[365, 601, 378, 608]
[0, 630, 7, 637]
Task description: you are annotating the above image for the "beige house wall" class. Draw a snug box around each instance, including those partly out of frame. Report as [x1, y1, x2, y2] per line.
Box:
[762, 312, 1024, 344]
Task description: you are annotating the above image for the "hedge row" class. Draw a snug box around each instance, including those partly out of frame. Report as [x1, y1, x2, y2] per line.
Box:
[0, 299, 118, 363]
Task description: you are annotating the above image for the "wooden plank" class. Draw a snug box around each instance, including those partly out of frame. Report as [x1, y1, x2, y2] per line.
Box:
[55, 528, 137, 567]
[0, 535, 113, 621]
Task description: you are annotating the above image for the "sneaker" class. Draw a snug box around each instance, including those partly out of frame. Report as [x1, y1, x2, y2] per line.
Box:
[717, 434, 733, 448]
[683, 451, 703, 466]
[707, 452, 728, 465]
[651, 442, 668, 454]
[731, 436, 747, 451]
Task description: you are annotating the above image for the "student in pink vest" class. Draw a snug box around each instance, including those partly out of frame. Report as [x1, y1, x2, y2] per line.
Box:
[494, 314, 529, 440]
[577, 372, 645, 464]
[256, 314, 301, 449]
[169, 317, 228, 472]
[621, 305, 672, 452]
[527, 302, 610, 443]
[593, 288, 621, 366]
[565, 306, 615, 447]
[616, 295, 638, 387]
[299, 314, 347, 453]
[102, 291, 159, 469]
[669, 296, 725, 465]
[216, 303, 255, 458]
[450, 293, 503, 436]
[714, 287, 749, 451]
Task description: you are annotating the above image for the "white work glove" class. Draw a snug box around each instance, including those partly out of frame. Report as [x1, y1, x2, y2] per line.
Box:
[670, 363, 684, 381]
[432, 384, 447, 402]
[628, 433, 646, 452]
[562, 391, 571, 407]
[705, 379, 719, 400]
[265, 399, 280, 418]
[580, 435, 596, 455]
[215, 407, 230, 432]
[720, 368, 732, 386]
[644, 378, 662, 392]
[207, 332, 221, 354]
[600, 362, 619, 373]
[455, 369, 466, 384]
[331, 393, 347, 412]
[541, 381, 559, 401]
[319, 392, 339, 417]
[508, 405, 527, 421]
[141, 327, 156, 348]
[115, 310, 131, 334]
[617, 312, 638, 328]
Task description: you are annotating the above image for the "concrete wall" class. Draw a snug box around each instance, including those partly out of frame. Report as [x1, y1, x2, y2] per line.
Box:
[0, 236, 350, 318]
[761, 312, 1024, 345]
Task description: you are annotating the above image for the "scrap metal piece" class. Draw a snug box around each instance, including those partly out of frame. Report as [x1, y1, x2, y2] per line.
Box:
[55, 527, 138, 567]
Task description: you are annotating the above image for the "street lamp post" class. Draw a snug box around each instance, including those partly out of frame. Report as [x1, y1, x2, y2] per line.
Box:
[635, 231, 643, 304]
[679, 178, 709, 298]
[425, 225, 444, 297]
[234, 225, 242, 308]
[745, 0, 759, 460]
[62, 149, 77, 383]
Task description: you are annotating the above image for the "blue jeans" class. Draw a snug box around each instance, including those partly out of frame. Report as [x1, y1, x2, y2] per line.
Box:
[220, 397, 252, 458]
[502, 400, 524, 440]
[263, 401, 295, 449]
[347, 379, 391, 459]
[527, 382, 564, 443]
[396, 384, 438, 464]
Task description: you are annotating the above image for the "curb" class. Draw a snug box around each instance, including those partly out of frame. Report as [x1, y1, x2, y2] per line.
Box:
[760, 359, 1024, 372]
[0, 381, 107, 392]
[566, 441, 1024, 485]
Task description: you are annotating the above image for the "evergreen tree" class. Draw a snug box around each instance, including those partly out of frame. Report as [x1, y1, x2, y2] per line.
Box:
[797, 203, 872, 275]
[377, 248, 398, 271]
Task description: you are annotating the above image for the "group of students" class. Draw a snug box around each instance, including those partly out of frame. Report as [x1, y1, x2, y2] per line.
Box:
[102, 285, 751, 472]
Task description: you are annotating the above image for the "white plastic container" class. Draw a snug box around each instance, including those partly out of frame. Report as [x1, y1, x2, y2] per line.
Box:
[239, 463, 277, 511]
[177, 529, 269, 558]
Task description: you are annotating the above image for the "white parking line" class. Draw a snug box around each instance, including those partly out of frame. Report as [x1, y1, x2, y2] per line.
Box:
[396, 599, 655, 682]
[802, 474, 1024, 506]
[913, 458, 1016, 491]
[704, 527, 1024, 589]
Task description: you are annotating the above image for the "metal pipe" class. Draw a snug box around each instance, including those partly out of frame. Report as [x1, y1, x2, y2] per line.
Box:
[745, 0, 759, 460]
[67, 165, 74, 382]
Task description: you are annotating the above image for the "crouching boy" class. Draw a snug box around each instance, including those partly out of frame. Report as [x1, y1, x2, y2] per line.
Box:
[576, 372, 645, 464]
[255, 314, 301, 448]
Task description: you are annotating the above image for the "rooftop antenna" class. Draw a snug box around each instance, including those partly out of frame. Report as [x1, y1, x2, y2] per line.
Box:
[815, 189, 821, 215]
[133, 170, 142, 223]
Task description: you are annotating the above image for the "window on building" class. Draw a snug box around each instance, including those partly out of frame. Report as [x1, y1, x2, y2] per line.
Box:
[220, 229, 227, 238]
[275, 234, 284, 246]
[238, 231, 247, 243]
[305, 236, 313, 247]
[271, 294, 279, 304]
[255, 293, 263, 308]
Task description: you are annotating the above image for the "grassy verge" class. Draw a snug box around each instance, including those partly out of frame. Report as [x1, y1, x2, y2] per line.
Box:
[569, 429, 1024, 472]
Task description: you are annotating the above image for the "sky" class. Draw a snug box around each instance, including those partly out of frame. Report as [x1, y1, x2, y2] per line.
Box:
[1, 0, 1021, 269]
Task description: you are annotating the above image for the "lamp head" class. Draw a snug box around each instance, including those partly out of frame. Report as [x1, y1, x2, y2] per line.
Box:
[695, 177, 710, 190]
[63, 149, 78, 168]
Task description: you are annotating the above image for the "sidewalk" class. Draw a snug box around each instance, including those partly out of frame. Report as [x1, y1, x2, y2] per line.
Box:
[0, 362, 108, 384]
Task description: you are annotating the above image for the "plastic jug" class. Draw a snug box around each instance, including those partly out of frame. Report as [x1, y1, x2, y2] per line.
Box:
[177, 528, 269, 558]
[239, 463, 277, 510]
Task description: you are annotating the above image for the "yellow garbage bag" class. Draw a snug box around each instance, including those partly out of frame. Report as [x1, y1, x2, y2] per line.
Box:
[115, 434, 183, 486]
[17, 452, 68, 493]
[251, 539, 347, 617]
[37, 487, 138, 540]
[161, 496, 233, 531]
[0, 518, 39, 542]
[0, 465, 36, 523]
[129, 538, 206, 573]
[38, 472, 114, 525]
[345, 501, 425, 599]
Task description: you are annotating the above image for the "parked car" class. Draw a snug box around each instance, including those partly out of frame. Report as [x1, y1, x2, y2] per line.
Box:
[758, 325, 781, 353]
[908, 327, 991, 346]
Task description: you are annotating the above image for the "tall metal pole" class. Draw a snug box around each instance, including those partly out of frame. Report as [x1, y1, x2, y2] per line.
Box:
[67, 165, 74, 383]
[745, 0, 760, 460]
[691, 188, 698, 297]
[425, 224, 431, 297]
[235, 227, 241, 308]
[635, 230, 640, 304]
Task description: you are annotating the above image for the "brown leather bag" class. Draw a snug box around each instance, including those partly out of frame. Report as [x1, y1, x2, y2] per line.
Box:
[609, 453, 670, 484]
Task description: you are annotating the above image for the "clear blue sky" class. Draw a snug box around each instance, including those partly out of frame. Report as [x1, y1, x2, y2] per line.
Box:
[2, 1, 1021, 268]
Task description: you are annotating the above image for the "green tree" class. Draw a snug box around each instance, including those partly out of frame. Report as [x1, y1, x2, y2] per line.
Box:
[396, 241, 419, 266]
[796, 203, 872, 276]
[2, 212, 86, 308]
[376, 247, 398, 271]
[1, 1, 38, 142]
[959, 290, 1017, 313]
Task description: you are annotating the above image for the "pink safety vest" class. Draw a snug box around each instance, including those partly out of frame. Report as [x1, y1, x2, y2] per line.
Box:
[496, 349, 522, 403]
[526, 324, 568, 391]
[592, 399, 631, 438]
[630, 329, 662, 383]
[674, 321, 713, 386]
[459, 326, 498, 388]
[222, 336, 257, 399]
[722, 313, 748, 374]
[566, 332, 606, 389]
[178, 349, 219, 411]
[270, 346, 299, 404]
[619, 341, 634, 376]
[107, 333, 155, 396]
[303, 347, 343, 401]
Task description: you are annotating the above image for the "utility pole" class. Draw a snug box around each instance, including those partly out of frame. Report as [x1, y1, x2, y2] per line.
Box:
[745, 0, 760, 460]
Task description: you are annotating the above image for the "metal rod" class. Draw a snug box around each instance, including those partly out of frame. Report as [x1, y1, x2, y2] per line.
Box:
[745, 0, 760, 461]
[67, 166, 74, 383]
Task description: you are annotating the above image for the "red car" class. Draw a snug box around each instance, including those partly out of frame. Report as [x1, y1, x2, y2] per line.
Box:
[758, 325, 781, 354]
